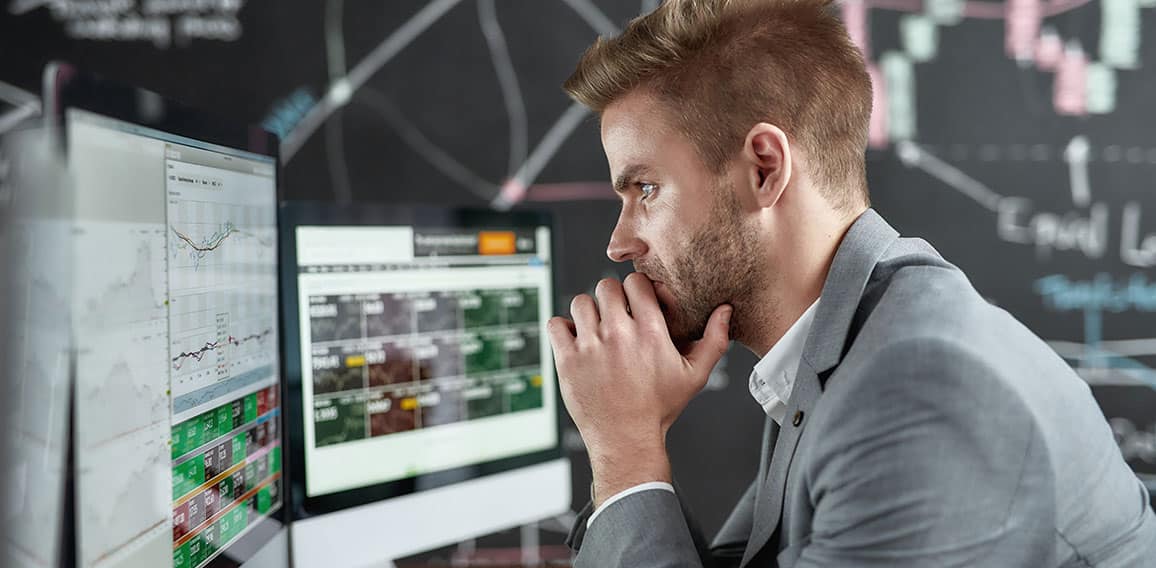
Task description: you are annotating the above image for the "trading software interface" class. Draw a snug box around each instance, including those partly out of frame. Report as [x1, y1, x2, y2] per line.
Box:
[68, 109, 281, 568]
[294, 225, 558, 497]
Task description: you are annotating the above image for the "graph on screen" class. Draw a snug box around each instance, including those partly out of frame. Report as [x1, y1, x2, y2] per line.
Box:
[163, 151, 282, 568]
[72, 222, 173, 568]
[165, 160, 278, 418]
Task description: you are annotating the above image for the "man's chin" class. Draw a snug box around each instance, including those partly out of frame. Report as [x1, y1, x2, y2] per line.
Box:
[655, 296, 709, 349]
[666, 316, 709, 354]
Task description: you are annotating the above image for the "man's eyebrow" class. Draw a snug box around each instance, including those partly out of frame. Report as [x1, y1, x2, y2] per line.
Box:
[612, 164, 653, 194]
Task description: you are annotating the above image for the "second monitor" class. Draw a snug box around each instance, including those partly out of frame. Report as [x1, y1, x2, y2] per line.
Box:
[281, 204, 570, 565]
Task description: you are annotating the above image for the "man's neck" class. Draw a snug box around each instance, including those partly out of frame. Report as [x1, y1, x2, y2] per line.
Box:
[741, 206, 865, 357]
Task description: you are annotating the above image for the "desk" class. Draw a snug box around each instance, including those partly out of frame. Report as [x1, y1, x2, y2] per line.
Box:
[396, 521, 573, 567]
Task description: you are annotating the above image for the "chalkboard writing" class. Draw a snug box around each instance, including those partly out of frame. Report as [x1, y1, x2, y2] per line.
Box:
[861, 0, 1156, 495]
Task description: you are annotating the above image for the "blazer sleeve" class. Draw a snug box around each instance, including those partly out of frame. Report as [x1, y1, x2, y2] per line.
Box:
[789, 338, 1057, 567]
[572, 489, 706, 568]
[569, 474, 734, 568]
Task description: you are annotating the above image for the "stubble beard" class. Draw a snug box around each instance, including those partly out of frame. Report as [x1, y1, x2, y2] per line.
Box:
[636, 184, 764, 347]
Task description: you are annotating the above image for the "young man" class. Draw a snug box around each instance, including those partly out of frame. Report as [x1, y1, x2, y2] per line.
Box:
[545, 0, 1156, 566]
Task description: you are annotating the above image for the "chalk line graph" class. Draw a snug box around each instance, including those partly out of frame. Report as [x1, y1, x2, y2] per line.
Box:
[0, 79, 39, 136]
[272, 0, 628, 209]
[267, 0, 1156, 212]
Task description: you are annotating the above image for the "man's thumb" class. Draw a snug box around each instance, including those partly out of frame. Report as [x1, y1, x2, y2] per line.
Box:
[686, 304, 732, 369]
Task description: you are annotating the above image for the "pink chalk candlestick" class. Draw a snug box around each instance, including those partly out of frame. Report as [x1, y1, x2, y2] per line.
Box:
[842, 0, 871, 59]
[867, 64, 889, 149]
[1034, 28, 1064, 71]
[1006, 0, 1042, 62]
[1053, 42, 1088, 116]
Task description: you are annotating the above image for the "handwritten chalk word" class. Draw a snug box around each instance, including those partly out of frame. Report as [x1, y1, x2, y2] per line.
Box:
[998, 198, 1108, 261]
[142, 0, 242, 15]
[46, 0, 134, 18]
[28, 0, 244, 48]
[1121, 202, 1156, 268]
[174, 14, 240, 46]
[67, 16, 172, 48]
[1035, 273, 1156, 313]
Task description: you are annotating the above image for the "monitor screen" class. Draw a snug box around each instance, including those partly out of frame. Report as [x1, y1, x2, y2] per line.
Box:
[2, 119, 71, 568]
[64, 102, 284, 568]
[288, 217, 559, 500]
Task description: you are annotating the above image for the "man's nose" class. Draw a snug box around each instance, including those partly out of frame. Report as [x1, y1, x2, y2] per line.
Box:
[606, 218, 647, 262]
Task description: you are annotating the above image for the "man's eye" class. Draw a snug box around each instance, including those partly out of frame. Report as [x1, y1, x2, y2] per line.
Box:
[639, 183, 658, 201]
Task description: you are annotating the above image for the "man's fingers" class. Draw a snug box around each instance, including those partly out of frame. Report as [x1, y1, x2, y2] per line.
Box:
[594, 278, 630, 323]
[546, 316, 576, 356]
[622, 272, 666, 328]
[685, 304, 732, 372]
[570, 294, 600, 337]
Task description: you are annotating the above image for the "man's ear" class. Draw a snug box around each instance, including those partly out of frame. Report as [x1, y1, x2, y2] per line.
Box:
[741, 123, 792, 209]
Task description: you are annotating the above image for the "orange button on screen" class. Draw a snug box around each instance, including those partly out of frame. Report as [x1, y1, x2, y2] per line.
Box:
[478, 231, 516, 255]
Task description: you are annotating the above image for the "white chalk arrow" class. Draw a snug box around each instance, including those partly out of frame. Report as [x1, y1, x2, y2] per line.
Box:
[1064, 135, 1092, 207]
[896, 140, 1004, 211]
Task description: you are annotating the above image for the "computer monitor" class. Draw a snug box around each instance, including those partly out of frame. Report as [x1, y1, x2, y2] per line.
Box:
[45, 64, 288, 568]
[1, 101, 71, 568]
[280, 203, 570, 565]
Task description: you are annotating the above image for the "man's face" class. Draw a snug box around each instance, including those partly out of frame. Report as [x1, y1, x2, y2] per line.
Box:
[601, 91, 760, 345]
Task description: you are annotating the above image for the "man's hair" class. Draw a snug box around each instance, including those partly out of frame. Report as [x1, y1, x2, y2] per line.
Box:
[564, 0, 872, 210]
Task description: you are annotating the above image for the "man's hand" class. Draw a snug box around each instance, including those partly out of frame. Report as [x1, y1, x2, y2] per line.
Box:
[547, 272, 731, 506]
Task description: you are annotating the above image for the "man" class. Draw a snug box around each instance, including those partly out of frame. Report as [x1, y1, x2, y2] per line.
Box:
[545, 0, 1156, 566]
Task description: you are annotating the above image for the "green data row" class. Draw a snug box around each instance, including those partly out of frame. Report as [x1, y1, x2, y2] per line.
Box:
[314, 372, 544, 448]
[173, 479, 280, 568]
[172, 385, 278, 460]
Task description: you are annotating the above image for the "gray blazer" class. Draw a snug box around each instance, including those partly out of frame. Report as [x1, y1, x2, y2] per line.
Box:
[567, 210, 1156, 567]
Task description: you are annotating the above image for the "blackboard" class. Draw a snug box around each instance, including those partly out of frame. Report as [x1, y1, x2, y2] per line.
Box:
[1, 0, 1153, 545]
[853, 0, 1156, 493]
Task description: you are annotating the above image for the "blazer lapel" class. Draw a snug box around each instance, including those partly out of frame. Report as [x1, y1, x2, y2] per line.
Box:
[740, 362, 821, 567]
[739, 209, 900, 567]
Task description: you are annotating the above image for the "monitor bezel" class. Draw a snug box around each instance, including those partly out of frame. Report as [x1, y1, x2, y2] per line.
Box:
[44, 61, 289, 568]
[279, 201, 566, 519]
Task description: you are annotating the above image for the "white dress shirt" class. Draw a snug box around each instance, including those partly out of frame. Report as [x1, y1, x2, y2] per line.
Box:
[748, 300, 819, 425]
[587, 300, 820, 528]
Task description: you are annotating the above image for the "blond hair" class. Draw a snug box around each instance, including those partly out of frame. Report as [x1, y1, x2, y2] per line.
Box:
[564, 0, 872, 209]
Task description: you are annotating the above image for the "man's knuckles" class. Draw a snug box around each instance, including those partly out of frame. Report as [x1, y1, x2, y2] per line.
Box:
[595, 277, 623, 295]
[570, 293, 596, 312]
[598, 319, 634, 341]
[623, 271, 648, 286]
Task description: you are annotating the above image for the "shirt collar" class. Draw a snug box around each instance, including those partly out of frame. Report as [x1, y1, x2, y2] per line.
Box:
[748, 300, 820, 424]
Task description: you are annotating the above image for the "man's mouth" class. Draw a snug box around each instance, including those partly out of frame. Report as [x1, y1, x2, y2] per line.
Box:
[640, 272, 664, 286]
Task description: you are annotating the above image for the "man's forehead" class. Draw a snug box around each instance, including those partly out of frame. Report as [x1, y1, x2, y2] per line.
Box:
[600, 92, 679, 171]
[600, 91, 672, 138]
